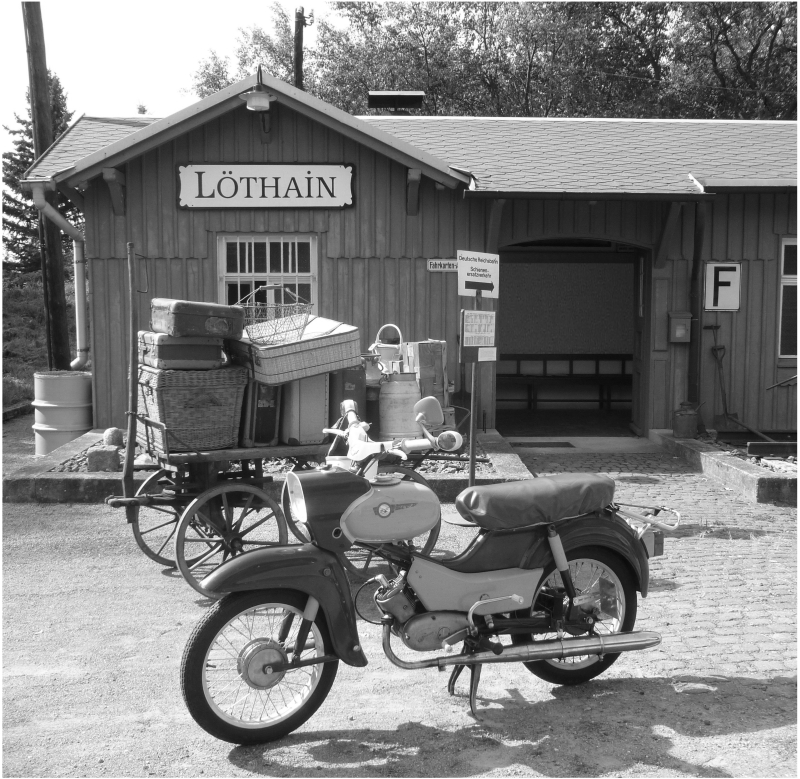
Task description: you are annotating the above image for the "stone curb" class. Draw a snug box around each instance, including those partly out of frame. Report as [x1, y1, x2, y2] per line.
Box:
[2, 428, 533, 504]
[649, 428, 797, 505]
[2, 401, 34, 422]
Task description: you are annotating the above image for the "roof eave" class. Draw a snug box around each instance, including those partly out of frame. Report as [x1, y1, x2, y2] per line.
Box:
[463, 190, 713, 201]
[696, 178, 797, 193]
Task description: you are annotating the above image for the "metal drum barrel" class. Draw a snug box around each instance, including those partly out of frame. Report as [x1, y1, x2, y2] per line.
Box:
[378, 373, 421, 441]
[32, 371, 92, 455]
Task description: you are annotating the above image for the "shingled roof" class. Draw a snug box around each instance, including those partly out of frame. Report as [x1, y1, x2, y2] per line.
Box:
[363, 116, 797, 196]
[24, 116, 159, 181]
[24, 101, 797, 198]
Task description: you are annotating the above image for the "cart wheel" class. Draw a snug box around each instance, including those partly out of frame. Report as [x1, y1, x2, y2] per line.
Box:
[174, 484, 289, 598]
[341, 465, 441, 581]
[128, 469, 190, 567]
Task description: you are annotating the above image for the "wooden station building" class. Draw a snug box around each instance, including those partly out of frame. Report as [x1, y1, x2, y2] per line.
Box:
[23, 72, 797, 437]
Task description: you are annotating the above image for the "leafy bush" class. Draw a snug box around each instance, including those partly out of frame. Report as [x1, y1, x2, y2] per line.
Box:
[2, 272, 77, 405]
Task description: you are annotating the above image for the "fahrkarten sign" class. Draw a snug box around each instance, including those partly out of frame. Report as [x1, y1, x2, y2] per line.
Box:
[178, 164, 354, 208]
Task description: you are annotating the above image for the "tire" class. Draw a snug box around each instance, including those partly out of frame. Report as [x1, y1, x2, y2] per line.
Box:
[174, 484, 288, 598]
[340, 465, 441, 581]
[512, 546, 637, 685]
[181, 590, 338, 744]
[129, 469, 189, 567]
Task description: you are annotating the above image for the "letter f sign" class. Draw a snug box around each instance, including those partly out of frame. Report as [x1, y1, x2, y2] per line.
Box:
[705, 263, 741, 310]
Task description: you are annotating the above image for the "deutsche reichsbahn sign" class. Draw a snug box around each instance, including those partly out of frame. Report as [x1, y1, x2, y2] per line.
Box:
[178, 164, 354, 208]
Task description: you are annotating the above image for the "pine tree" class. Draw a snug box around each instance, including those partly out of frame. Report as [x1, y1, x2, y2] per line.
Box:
[2, 72, 80, 274]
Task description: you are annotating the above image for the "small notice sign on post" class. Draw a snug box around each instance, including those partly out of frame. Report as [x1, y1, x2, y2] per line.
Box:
[457, 250, 499, 298]
[460, 310, 496, 363]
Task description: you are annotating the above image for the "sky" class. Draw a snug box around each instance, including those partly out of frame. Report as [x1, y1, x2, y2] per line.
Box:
[1, 0, 335, 153]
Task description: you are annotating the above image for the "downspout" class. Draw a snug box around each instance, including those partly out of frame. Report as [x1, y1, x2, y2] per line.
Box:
[687, 201, 707, 405]
[30, 182, 90, 370]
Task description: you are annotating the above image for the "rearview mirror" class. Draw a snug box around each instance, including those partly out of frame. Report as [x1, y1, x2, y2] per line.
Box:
[413, 396, 444, 426]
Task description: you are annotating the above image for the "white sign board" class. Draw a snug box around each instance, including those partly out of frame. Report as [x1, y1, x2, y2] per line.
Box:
[178, 164, 354, 208]
[427, 259, 458, 272]
[457, 250, 499, 298]
[462, 310, 496, 347]
[704, 263, 741, 310]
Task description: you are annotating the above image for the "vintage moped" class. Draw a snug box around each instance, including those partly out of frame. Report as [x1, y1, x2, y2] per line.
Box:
[180, 397, 679, 744]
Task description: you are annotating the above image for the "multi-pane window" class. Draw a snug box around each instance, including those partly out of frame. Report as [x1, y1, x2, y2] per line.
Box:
[779, 238, 797, 358]
[221, 236, 315, 310]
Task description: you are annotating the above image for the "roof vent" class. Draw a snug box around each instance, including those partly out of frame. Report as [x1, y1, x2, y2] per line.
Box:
[367, 91, 425, 114]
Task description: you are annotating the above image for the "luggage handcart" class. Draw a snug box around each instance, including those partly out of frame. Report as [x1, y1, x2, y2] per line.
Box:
[106, 246, 324, 599]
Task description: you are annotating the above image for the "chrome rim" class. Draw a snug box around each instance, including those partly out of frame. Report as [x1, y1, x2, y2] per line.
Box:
[533, 557, 626, 670]
[202, 602, 324, 728]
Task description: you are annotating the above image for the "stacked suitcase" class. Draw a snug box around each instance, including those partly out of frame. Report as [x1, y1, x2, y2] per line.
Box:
[137, 300, 249, 453]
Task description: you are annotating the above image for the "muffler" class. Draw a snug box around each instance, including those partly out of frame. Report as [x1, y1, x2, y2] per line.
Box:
[382, 625, 661, 670]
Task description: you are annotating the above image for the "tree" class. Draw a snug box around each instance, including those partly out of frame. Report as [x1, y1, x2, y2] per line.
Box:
[190, 2, 796, 120]
[2, 71, 80, 274]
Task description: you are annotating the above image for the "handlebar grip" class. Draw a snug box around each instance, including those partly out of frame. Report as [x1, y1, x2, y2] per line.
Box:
[399, 438, 433, 453]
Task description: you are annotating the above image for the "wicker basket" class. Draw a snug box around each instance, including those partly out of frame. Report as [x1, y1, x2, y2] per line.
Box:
[238, 287, 312, 345]
[137, 365, 248, 454]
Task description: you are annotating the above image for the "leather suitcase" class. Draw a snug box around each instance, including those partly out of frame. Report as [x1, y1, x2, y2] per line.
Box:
[280, 374, 329, 445]
[150, 298, 244, 339]
[138, 331, 224, 370]
[328, 364, 367, 425]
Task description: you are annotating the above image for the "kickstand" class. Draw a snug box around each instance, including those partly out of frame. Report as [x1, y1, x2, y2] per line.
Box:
[447, 664, 464, 695]
[468, 664, 483, 718]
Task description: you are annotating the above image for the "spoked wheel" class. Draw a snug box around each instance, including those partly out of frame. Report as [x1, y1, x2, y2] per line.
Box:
[181, 589, 338, 744]
[340, 465, 441, 581]
[128, 468, 190, 567]
[511, 546, 637, 685]
[174, 484, 288, 598]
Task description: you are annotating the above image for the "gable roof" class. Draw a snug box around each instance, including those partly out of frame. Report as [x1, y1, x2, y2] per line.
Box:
[24, 73, 468, 190]
[24, 116, 160, 181]
[363, 116, 797, 198]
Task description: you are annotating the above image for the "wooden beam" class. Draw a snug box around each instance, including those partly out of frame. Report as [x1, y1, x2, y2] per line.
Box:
[654, 201, 682, 269]
[487, 198, 506, 253]
[102, 167, 126, 216]
[58, 184, 84, 211]
[406, 168, 422, 216]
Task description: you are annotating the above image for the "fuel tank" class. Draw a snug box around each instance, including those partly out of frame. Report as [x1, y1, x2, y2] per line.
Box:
[340, 475, 440, 543]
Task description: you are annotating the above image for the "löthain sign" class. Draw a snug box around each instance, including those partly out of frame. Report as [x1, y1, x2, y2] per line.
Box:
[458, 250, 499, 298]
[178, 164, 354, 208]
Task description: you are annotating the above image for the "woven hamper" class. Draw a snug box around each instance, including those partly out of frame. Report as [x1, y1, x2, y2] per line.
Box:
[137, 365, 248, 454]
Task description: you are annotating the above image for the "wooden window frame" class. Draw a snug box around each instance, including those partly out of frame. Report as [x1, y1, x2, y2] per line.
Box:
[216, 234, 318, 313]
[778, 236, 797, 362]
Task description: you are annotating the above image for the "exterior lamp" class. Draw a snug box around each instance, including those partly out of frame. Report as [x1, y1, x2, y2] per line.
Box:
[240, 65, 276, 112]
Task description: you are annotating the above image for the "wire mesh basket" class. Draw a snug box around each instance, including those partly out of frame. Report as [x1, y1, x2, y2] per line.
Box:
[238, 286, 312, 345]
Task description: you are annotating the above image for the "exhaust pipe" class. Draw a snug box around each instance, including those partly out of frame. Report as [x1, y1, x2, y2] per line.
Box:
[382, 624, 661, 670]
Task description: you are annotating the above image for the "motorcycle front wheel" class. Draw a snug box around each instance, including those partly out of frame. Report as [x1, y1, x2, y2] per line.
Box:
[180, 590, 338, 744]
[512, 546, 637, 685]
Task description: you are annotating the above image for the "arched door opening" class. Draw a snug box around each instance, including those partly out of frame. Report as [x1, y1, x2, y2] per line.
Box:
[495, 238, 645, 438]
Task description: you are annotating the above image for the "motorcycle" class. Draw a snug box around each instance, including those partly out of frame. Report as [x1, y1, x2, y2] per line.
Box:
[180, 397, 679, 744]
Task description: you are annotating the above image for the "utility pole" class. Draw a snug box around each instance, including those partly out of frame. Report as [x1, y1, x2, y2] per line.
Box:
[22, 2, 71, 370]
[294, 6, 314, 91]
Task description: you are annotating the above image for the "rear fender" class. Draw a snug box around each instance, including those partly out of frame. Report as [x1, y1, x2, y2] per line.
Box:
[201, 544, 367, 667]
[521, 512, 650, 596]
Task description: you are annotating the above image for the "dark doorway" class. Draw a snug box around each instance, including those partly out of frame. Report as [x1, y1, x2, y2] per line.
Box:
[495, 240, 640, 438]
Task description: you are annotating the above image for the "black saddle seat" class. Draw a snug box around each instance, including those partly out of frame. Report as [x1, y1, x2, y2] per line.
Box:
[455, 473, 615, 531]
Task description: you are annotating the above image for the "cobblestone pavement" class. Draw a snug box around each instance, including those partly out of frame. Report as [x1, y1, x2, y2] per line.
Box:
[2, 446, 796, 777]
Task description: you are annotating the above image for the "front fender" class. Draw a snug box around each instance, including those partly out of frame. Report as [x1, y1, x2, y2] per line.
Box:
[521, 512, 650, 596]
[202, 544, 368, 667]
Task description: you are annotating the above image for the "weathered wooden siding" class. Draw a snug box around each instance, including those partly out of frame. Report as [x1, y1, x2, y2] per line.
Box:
[86, 106, 492, 427]
[84, 105, 796, 432]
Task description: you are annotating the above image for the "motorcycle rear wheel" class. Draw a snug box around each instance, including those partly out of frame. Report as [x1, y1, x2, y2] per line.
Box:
[512, 546, 637, 685]
[181, 589, 338, 744]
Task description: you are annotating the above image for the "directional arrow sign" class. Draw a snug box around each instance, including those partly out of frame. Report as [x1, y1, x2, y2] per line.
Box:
[458, 250, 499, 298]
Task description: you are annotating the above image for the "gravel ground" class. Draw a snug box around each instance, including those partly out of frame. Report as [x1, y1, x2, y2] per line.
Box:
[2, 436, 796, 777]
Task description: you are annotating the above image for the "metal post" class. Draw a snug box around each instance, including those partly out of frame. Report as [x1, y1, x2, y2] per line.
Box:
[294, 7, 305, 90]
[122, 243, 138, 498]
[468, 290, 482, 486]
